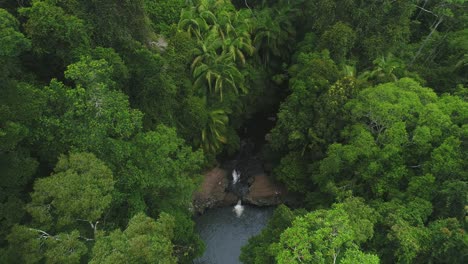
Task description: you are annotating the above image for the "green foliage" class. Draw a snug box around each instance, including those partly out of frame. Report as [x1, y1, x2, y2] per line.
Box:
[89, 47, 130, 91]
[26, 152, 114, 229]
[86, 0, 151, 47]
[316, 78, 466, 200]
[270, 50, 340, 154]
[271, 199, 378, 264]
[4, 153, 113, 263]
[240, 205, 304, 264]
[124, 45, 178, 128]
[0, 15, 36, 238]
[0, 8, 31, 78]
[269, 76, 466, 263]
[409, 1, 467, 92]
[90, 212, 177, 264]
[269, 50, 357, 195]
[34, 57, 142, 163]
[170, 211, 205, 263]
[318, 22, 356, 62]
[0, 8, 30, 57]
[119, 125, 204, 215]
[303, 0, 415, 63]
[273, 152, 308, 193]
[1, 0, 467, 263]
[65, 56, 115, 88]
[177, 0, 259, 153]
[242, 199, 378, 264]
[181, 0, 252, 101]
[359, 54, 421, 85]
[0, 81, 45, 245]
[340, 249, 380, 264]
[426, 218, 467, 263]
[253, 5, 296, 64]
[144, 0, 186, 34]
[200, 108, 229, 153]
[6, 226, 87, 264]
[19, 1, 90, 65]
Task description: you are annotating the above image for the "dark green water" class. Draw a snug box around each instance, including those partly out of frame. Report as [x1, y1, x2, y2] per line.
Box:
[194, 205, 275, 264]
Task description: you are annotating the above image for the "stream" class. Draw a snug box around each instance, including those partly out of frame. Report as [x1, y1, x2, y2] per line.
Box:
[194, 112, 278, 263]
[194, 205, 275, 264]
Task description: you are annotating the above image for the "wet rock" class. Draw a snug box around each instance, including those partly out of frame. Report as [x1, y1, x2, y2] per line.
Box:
[220, 192, 238, 206]
[245, 174, 286, 206]
[193, 167, 229, 213]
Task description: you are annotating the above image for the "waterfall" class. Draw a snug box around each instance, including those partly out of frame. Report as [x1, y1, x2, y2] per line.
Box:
[233, 200, 244, 217]
[232, 169, 240, 185]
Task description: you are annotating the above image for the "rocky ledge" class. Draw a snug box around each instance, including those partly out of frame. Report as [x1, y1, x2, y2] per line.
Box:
[244, 174, 286, 206]
[192, 167, 286, 214]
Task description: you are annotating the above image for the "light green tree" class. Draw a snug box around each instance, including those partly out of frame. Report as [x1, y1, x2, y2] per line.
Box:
[271, 200, 378, 264]
[26, 152, 114, 230]
[5, 152, 113, 263]
[34, 57, 143, 163]
[7, 226, 87, 264]
[90, 212, 177, 264]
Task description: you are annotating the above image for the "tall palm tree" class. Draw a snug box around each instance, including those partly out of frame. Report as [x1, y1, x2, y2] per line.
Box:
[181, 0, 252, 100]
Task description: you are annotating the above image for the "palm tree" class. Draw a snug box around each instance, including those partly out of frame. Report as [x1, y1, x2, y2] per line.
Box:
[181, 0, 252, 100]
[191, 30, 223, 68]
[178, 0, 221, 40]
[253, 7, 295, 64]
[178, 7, 208, 39]
[200, 108, 229, 153]
[192, 52, 246, 101]
[359, 54, 405, 83]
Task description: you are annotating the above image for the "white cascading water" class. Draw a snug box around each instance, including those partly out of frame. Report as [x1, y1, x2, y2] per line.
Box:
[233, 200, 244, 218]
[232, 169, 240, 185]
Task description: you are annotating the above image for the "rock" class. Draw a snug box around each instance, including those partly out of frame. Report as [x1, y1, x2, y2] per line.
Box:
[193, 167, 287, 213]
[245, 174, 286, 206]
[148, 36, 168, 52]
[192, 167, 229, 213]
[220, 192, 238, 206]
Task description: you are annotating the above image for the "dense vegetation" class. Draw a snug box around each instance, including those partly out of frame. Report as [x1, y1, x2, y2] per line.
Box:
[0, 0, 466, 263]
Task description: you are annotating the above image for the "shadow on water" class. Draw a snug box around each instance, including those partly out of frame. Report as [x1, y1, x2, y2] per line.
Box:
[194, 205, 275, 264]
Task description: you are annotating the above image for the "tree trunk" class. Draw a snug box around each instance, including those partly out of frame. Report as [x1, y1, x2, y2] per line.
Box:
[411, 17, 444, 65]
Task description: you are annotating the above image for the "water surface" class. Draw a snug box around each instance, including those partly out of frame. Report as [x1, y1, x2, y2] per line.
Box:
[194, 205, 274, 264]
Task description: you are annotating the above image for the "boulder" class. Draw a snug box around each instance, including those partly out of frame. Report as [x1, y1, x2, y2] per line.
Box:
[220, 192, 238, 206]
[192, 167, 229, 213]
[244, 174, 285, 206]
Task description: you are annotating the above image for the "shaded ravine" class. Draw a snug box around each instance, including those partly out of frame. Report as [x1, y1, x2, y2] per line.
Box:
[193, 113, 280, 263]
[194, 205, 275, 264]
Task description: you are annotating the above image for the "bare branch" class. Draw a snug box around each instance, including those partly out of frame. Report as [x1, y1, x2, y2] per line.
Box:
[76, 218, 98, 231]
[29, 228, 60, 241]
[79, 236, 95, 242]
[414, 5, 438, 17]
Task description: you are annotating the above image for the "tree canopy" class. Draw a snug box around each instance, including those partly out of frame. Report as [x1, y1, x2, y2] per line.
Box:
[0, 0, 467, 263]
